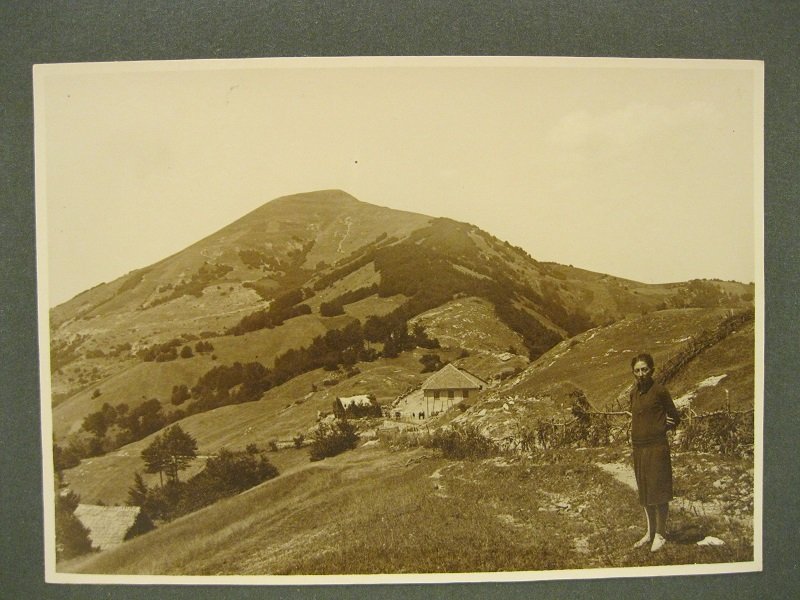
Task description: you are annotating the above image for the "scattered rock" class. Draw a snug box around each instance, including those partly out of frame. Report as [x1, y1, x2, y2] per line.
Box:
[573, 537, 591, 554]
[697, 536, 725, 546]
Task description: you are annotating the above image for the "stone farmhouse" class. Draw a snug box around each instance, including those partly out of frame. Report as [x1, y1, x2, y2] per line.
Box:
[421, 363, 486, 415]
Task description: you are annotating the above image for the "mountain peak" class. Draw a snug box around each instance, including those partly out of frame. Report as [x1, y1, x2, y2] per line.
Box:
[268, 189, 362, 207]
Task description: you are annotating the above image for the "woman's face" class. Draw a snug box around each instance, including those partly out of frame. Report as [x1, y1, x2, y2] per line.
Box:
[632, 360, 653, 384]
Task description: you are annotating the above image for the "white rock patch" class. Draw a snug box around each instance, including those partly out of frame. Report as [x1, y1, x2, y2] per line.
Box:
[674, 374, 728, 409]
[698, 374, 728, 388]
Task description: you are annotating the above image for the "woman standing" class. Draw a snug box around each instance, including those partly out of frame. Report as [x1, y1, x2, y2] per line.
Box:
[629, 353, 681, 552]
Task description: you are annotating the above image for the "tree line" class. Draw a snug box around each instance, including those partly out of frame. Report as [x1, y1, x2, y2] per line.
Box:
[54, 315, 440, 467]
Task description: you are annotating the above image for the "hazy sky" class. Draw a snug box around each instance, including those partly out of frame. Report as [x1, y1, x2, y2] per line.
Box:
[35, 57, 762, 307]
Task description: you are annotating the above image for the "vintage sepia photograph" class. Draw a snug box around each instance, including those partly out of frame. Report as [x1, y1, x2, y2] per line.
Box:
[34, 56, 763, 584]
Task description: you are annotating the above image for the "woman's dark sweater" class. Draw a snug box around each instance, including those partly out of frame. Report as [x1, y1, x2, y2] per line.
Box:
[630, 380, 681, 446]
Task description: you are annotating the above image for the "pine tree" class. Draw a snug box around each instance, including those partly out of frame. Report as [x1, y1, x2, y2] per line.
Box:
[141, 425, 198, 485]
[161, 425, 198, 483]
[127, 472, 149, 506]
[54, 489, 93, 560]
[141, 434, 166, 486]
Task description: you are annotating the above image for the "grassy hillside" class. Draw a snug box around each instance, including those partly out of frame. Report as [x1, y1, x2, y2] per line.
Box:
[667, 320, 755, 413]
[490, 307, 747, 412]
[62, 445, 752, 576]
[52, 313, 350, 440]
[410, 296, 527, 355]
[61, 348, 449, 505]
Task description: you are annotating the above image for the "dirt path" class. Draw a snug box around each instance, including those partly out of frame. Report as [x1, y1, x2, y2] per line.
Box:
[596, 462, 637, 490]
[336, 216, 354, 254]
[596, 461, 733, 521]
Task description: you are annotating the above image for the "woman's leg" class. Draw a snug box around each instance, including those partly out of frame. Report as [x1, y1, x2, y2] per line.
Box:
[634, 505, 656, 547]
[655, 503, 668, 536]
[651, 502, 669, 551]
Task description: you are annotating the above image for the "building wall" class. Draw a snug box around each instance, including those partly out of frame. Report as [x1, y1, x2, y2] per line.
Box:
[423, 388, 471, 406]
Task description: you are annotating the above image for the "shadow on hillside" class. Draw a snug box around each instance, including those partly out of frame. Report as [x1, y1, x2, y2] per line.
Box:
[669, 523, 706, 545]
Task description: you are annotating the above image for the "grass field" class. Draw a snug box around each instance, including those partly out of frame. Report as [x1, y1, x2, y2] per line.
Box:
[61, 348, 441, 505]
[62, 442, 753, 576]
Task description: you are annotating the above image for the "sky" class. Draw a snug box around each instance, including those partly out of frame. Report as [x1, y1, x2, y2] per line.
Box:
[34, 57, 762, 307]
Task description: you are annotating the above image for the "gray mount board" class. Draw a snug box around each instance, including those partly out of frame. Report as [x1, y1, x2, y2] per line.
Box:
[1, 1, 797, 599]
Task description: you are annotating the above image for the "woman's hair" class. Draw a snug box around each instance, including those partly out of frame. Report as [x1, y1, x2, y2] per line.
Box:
[631, 353, 655, 370]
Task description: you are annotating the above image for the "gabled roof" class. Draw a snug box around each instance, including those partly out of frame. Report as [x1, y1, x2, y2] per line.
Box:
[421, 363, 485, 391]
[74, 504, 141, 551]
[338, 394, 374, 408]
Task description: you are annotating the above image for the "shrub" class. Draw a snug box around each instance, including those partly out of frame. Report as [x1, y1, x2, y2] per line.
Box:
[676, 411, 754, 455]
[192, 448, 278, 496]
[53, 443, 82, 472]
[420, 353, 443, 373]
[170, 384, 191, 406]
[128, 449, 278, 522]
[55, 490, 94, 560]
[309, 420, 359, 461]
[379, 427, 432, 450]
[426, 423, 499, 460]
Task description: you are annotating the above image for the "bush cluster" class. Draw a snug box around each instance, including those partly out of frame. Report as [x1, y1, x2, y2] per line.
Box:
[308, 420, 360, 461]
[320, 284, 379, 317]
[238, 249, 281, 271]
[158, 262, 234, 303]
[128, 446, 279, 522]
[419, 353, 444, 373]
[426, 423, 499, 460]
[332, 396, 382, 419]
[138, 338, 184, 362]
[675, 411, 754, 455]
[55, 396, 193, 467]
[227, 288, 312, 335]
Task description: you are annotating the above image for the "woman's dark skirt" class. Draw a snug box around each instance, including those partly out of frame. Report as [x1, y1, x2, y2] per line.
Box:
[632, 442, 673, 506]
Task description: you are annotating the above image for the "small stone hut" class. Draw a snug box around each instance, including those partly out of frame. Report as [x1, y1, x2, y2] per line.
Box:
[337, 394, 374, 410]
[334, 394, 379, 418]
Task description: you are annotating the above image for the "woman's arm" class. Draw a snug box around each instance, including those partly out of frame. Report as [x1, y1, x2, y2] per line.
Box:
[661, 387, 681, 430]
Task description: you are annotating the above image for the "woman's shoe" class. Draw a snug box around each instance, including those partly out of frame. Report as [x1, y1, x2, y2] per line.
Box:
[633, 534, 651, 548]
[651, 533, 666, 552]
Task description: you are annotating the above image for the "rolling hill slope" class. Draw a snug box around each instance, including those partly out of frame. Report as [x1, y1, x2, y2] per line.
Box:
[61, 305, 754, 507]
[62, 443, 753, 576]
